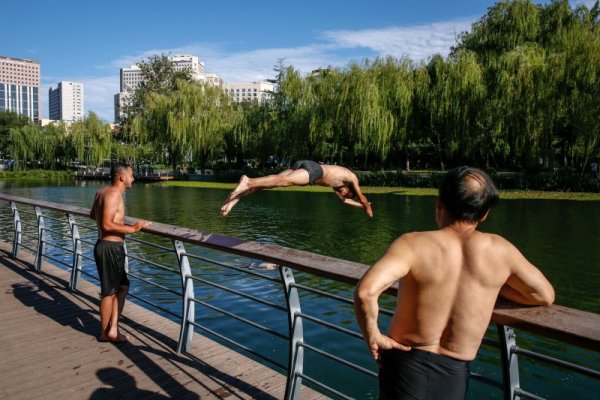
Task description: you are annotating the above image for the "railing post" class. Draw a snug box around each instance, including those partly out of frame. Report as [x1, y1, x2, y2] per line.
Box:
[10, 202, 21, 259]
[123, 241, 129, 273]
[67, 214, 83, 290]
[34, 207, 46, 271]
[498, 324, 521, 400]
[174, 240, 195, 353]
[280, 266, 304, 400]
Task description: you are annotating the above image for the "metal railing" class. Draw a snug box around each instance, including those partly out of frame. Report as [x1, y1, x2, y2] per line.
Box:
[0, 193, 598, 400]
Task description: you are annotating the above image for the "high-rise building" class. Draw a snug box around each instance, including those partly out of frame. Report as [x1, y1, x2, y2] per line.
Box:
[0, 56, 41, 122]
[115, 54, 221, 122]
[48, 81, 84, 122]
[119, 54, 217, 93]
[222, 80, 274, 103]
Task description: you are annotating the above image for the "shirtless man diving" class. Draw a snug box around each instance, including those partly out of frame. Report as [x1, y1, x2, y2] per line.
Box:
[221, 160, 373, 217]
[90, 162, 150, 343]
[354, 166, 554, 399]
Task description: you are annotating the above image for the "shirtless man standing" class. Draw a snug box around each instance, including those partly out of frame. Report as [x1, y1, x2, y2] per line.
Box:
[90, 162, 150, 343]
[221, 160, 373, 217]
[354, 166, 554, 399]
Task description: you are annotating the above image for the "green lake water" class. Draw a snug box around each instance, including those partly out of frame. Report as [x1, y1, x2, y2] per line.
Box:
[1, 180, 598, 398]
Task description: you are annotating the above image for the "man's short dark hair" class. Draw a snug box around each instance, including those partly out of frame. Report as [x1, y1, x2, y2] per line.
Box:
[438, 166, 499, 222]
[111, 162, 132, 182]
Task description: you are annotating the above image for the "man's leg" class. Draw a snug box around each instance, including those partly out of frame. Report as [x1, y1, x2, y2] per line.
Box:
[99, 294, 116, 340]
[106, 285, 129, 342]
[221, 169, 310, 215]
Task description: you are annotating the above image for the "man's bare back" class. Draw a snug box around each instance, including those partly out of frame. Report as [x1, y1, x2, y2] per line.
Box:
[383, 227, 551, 360]
[354, 166, 554, 382]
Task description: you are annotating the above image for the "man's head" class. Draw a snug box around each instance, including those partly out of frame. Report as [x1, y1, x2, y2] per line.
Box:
[438, 166, 499, 223]
[335, 185, 356, 199]
[111, 162, 134, 189]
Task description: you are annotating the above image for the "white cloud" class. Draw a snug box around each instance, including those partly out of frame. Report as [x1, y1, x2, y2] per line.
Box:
[572, 0, 597, 8]
[321, 18, 475, 61]
[82, 16, 476, 122]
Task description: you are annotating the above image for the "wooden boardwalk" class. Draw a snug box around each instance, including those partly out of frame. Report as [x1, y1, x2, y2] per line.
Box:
[0, 242, 327, 400]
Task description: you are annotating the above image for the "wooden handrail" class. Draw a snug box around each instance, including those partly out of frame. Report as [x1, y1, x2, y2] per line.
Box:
[1, 193, 598, 352]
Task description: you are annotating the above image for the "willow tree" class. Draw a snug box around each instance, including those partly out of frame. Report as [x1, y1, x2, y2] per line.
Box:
[302, 67, 344, 163]
[230, 99, 277, 165]
[368, 57, 416, 168]
[337, 62, 395, 166]
[446, 51, 491, 166]
[564, 4, 600, 173]
[271, 65, 315, 160]
[456, 0, 542, 65]
[120, 54, 194, 137]
[0, 111, 30, 157]
[188, 83, 239, 170]
[37, 123, 67, 168]
[69, 112, 112, 167]
[134, 80, 237, 172]
[492, 44, 547, 168]
[8, 124, 40, 170]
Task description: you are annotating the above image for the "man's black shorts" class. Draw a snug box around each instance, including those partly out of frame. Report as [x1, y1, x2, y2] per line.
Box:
[291, 160, 324, 183]
[94, 240, 130, 297]
[379, 348, 470, 400]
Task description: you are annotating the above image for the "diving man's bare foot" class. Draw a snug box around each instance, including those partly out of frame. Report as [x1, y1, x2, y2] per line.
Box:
[221, 175, 251, 216]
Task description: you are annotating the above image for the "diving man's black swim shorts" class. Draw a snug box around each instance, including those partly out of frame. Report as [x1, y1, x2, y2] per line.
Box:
[291, 160, 324, 183]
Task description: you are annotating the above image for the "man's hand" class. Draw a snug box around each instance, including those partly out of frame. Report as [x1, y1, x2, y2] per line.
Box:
[133, 220, 151, 232]
[358, 195, 373, 217]
[363, 201, 373, 217]
[368, 333, 411, 367]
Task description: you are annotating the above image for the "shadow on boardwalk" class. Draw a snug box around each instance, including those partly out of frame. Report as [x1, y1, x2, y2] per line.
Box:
[0, 247, 283, 399]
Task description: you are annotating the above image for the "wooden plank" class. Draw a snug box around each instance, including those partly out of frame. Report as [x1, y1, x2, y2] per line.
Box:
[0, 243, 326, 400]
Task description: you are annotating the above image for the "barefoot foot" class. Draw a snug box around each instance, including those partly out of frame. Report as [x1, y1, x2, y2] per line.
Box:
[221, 198, 240, 216]
[99, 332, 130, 343]
[221, 175, 251, 216]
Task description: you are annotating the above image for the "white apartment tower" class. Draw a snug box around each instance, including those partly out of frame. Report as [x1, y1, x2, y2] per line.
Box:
[0, 56, 41, 122]
[48, 81, 84, 122]
[115, 54, 221, 122]
[222, 80, 274, 103]
[119, 54, 218, 92]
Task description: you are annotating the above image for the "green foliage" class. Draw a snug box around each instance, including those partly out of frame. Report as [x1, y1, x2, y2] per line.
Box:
[0, 111, 30, 157]
[0, 169, 74, 180]
[2, 1, 600, 193]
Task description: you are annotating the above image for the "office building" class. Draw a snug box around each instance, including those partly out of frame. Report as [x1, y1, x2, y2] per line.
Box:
[115, 54, 221, 122]
[222, 80, 274, 103]
[48, 81, 84, 122]
[119, 54, 217, 92]
[0, 56, 41, 122]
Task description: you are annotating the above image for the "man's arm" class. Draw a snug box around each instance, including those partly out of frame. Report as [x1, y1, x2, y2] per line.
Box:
[99, 190, 150, 235]
[354, 236, 412, 364]
[349, 175, 373, 217]
[499, 241, 555, 306]
[89, 192, 99, 220]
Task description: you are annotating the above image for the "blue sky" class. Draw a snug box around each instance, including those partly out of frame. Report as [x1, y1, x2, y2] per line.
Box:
[3, 0, 595, 122]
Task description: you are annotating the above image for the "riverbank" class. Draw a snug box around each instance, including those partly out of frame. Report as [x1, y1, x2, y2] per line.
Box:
[2, 170, 599, 201]
[157, 180, 600, 201]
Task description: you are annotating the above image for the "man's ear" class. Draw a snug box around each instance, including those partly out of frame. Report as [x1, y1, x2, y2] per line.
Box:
[480, 210, 490, 222]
